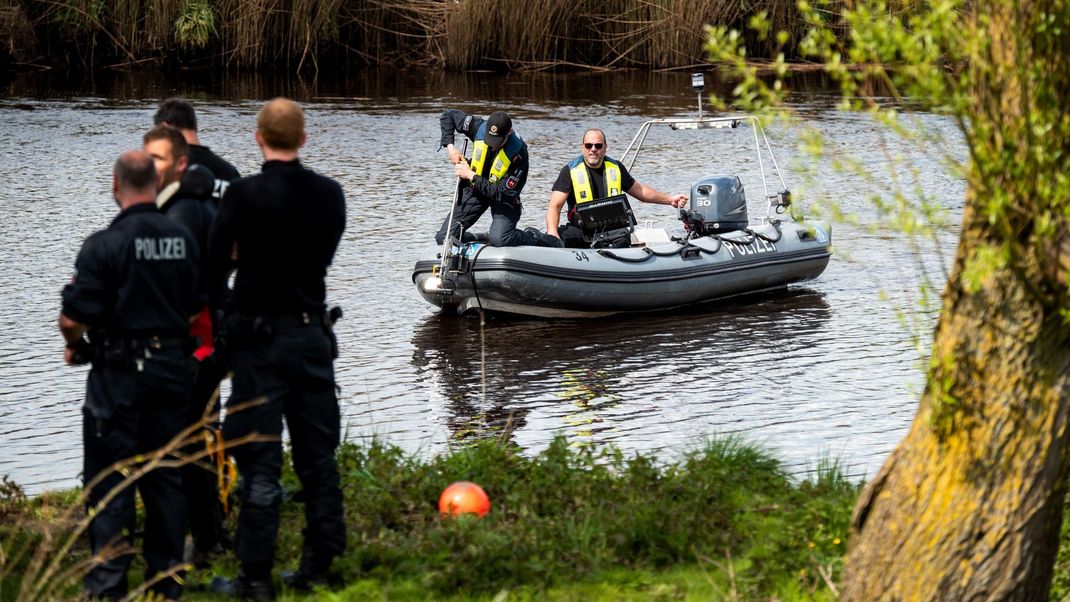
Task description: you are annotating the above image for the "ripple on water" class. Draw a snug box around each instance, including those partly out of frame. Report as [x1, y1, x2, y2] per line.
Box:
[0, 83, 963, 493]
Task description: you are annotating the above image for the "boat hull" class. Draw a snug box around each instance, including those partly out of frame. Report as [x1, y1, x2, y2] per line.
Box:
[412, 221, 831, 318]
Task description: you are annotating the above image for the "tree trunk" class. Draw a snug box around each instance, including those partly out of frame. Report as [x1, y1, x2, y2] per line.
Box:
[840, 203, 1070, 600]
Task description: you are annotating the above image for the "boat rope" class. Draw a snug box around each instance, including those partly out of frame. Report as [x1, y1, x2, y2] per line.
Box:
[469, 244, 490, 311]
[685, 239, 721, 254]
[596, 222, 783, 263]
[686, 221, 783, 247]
[751, 220, 783, 243]
[649, 245, 691, 257]
[596, 247, 655, 262]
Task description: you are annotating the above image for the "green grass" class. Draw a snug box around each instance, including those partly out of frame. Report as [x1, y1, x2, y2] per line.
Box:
[303, 564, 839, 601]
[2, 436, 856, 601]
[15, 438, 1070, 600]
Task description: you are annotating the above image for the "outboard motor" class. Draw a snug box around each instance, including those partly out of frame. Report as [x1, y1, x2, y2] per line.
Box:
[679, 175, 748, 236]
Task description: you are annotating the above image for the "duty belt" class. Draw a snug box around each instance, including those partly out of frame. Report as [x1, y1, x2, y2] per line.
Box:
[73, 333, 191, 368]
[136, 335, 190, 349]
[235, 308, 340, 329]
[97, 334, 190, 351]
[268, 312, 324, 329]
[229, 312, 323, 332]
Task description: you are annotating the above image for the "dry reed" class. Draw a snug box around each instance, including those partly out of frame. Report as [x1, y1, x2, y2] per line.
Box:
[0, 0, 36, 63]
[11, 0, 844, 70]
[4, 396, 273, 601]
[145, 0, 177, 49]
[442, 0, 763, 70]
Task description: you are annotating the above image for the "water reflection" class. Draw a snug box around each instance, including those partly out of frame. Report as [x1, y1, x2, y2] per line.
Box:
[2, 68, 852, 112]
[411, 289, 832, 451]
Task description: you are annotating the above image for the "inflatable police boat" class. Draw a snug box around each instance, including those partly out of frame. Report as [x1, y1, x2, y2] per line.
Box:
[413, 114, 832, 318]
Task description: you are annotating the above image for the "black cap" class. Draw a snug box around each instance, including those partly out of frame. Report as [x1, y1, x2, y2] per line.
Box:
[484, 111, 512, 149]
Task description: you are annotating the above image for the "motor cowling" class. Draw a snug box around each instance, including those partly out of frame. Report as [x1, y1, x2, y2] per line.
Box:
[680, 175, 748, 235]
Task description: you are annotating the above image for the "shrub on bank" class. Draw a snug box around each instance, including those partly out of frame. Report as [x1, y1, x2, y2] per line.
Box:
[2, 437, 857, 599]
[270, 436, 856, 598]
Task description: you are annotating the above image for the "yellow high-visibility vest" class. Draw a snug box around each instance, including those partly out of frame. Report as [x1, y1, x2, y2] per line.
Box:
[470, 142, 511, 183]
[569, 158, 622, 204]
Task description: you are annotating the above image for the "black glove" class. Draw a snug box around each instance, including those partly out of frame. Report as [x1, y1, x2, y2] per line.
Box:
[67, 338, 94, 365]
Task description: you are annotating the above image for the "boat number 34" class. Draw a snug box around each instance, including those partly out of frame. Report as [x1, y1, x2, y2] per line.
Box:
[573, 251, 590, 262]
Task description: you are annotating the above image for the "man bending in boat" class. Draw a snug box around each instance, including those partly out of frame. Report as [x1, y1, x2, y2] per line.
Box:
[547, 128, 687, 248]
[436, 109, 561, 248]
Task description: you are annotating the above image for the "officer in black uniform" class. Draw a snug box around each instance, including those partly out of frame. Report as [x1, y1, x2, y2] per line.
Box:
[207, 98, 346, 600]
[154, 97, 241, 203]
[144, 124, 230, 566]
[436, 109, 561, 247]
[60, 150, 203, 601]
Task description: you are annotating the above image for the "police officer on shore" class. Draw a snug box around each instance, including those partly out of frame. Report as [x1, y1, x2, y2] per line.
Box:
[206, 98, 346, 600]
[437, 108, 561, 247]
[60, 150, 203, 600]
[144, 124, 231, 566]
[154, 98, 241, 201]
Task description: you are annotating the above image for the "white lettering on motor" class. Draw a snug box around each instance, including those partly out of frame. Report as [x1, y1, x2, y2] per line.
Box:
[134, 237, 187, 260]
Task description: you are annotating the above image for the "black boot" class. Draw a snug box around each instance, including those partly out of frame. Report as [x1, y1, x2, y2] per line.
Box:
[525, 227, 564, 248]
[280, 552, 333, 592]
[209, 572, 275, 601]
[184, 536, 229, 570]
[280, 568, 330, 591]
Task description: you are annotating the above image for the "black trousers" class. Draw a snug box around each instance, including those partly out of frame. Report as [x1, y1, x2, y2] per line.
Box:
[435, 189, 560, 248]
[222, 320, 345, 580]
[558, 223, 589, 248]
[82, 354, 193, 600]
[182, 352, 229, 552]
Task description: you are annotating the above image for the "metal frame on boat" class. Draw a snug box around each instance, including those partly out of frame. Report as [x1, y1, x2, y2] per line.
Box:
[413, 110, 832, 318]
[622, 114, 788, 222]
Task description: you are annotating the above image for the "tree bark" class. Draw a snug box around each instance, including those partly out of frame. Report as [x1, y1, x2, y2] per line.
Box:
[838, 0, 1070, 596]
[841, 203, 1070, 600]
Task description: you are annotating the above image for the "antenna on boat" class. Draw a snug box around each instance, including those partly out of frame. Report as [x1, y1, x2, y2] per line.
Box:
[691, 73, 705, 119]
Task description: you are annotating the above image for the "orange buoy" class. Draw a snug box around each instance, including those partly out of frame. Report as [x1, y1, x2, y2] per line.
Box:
[438, 481, 491, 517]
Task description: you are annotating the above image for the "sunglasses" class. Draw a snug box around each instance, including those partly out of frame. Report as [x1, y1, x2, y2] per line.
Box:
[584, 143, 605, 150]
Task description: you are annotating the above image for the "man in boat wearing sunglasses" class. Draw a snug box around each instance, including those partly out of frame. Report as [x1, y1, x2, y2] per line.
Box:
[546, 128, 687, 248]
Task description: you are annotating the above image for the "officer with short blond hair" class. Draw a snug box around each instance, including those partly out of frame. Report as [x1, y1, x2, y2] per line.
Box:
[207, 98, 346, 600]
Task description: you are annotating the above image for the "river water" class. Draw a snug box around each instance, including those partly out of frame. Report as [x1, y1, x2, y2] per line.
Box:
[0, 70, 964, 494]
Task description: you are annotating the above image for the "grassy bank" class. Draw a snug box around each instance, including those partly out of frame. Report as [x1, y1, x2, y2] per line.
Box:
[2, 0, 840, 72]
[1, 436, 855, 600]
[11, 441, 1070, 598]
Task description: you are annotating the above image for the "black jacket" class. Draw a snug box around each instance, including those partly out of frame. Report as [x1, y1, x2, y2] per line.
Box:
[158, 165, 218, 266]
[440, 109, 528, 207]
[207, 159, 345, 316]
[63, 203, 203, 336]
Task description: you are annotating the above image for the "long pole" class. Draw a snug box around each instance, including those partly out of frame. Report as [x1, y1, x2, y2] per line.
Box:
[438, 140, 469, 275]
